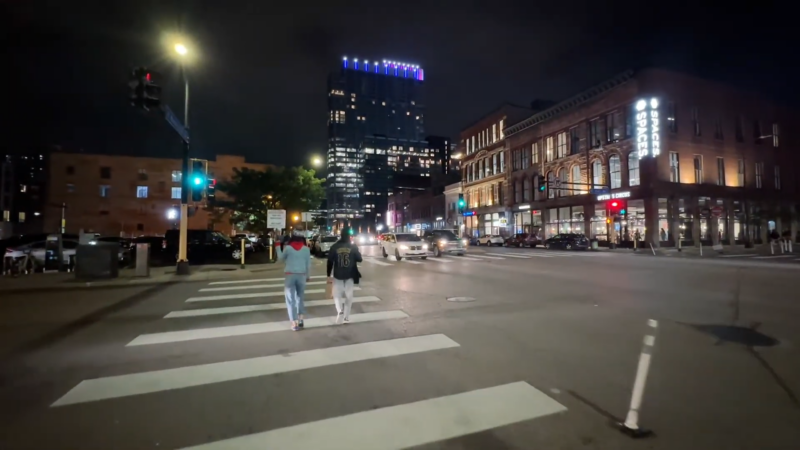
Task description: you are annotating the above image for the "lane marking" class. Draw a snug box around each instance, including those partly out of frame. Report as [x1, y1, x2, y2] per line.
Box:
[187, 288, 330, 303]
[717, 254, 756, 258]
[485, 253, 530, 259]
[423, 258, 452, 263]
[209, 276, 327, 286]
[362, 258, 393, 266]
[468, 255, 505, 260]
[165, 296, 382, 318]
[177, 382, 566, 450]
[445, 255, 483, 261]
[200, 281, 327, 292]
[753, 255, 794, 259]
[127, 310, 408, 346]
[52, 334, 459, 407]
[399, 259, 423, 264]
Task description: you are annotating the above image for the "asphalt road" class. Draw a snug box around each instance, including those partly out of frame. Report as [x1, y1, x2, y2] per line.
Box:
[1, 244, 799, 449]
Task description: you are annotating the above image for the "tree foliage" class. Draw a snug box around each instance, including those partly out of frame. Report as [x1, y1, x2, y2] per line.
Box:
[214, 166, 325, 233]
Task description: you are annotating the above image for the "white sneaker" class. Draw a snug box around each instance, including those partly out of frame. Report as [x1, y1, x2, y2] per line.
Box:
[335, 312, 344, 324]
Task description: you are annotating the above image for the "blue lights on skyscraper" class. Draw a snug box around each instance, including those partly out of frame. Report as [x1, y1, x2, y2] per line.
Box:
[342, 57, 424, 81]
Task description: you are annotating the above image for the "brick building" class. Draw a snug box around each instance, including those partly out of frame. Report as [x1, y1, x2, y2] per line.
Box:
[458, 104, 532, 238]
[386, 188, 446, 234]
[503, 68, 800, 246]
[45, 152, 271, 237]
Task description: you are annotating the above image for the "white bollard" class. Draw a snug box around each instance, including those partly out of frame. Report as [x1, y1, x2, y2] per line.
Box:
[699, 241, 703, 257]
[770, 240, 775, 255]
[780, 240, 786, 254]
[620, 319, 658, 437]
[789, 240, 793, 253]
[649, 242, 656, 256]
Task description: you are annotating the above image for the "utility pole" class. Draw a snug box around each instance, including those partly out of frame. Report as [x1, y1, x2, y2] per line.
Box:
[176, 67, 191, 275]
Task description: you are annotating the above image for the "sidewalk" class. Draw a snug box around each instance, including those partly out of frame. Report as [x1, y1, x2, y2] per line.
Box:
[0, 263, 284, 293]
[601, 243, 798, 258]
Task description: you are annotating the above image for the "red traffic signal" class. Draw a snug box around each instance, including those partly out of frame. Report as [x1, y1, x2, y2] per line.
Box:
[610, 201, 619, 208]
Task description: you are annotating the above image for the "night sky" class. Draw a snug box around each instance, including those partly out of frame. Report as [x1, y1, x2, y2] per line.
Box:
[7, 1, 796, 167]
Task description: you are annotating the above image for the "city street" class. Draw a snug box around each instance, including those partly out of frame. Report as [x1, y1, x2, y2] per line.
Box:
[1, 245, 799, 450]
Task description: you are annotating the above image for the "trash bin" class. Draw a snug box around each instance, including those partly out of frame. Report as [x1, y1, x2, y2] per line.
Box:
[591, 239, 599, 250]
[75, 242, 119, 280]
[135, 243, 150, 277]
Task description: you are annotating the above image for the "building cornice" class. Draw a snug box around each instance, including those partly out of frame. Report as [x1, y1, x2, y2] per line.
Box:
[504, 70, 635, 138]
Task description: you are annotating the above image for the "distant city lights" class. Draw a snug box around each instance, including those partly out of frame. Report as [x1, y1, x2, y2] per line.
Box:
[343, 56, 423, 80]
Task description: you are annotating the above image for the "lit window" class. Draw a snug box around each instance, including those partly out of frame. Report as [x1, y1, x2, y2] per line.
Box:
[609, 155, 621, 189]
[628, 153, 640, 186]
[18, 212, 25, 223]
[99, 185, 111, 197]
[172, 187, 182, 199]
[2, 210, 9, 221]
[136, 186, 149, 198]
[172, 170, 182, 182]
[20, 185, 27, 193]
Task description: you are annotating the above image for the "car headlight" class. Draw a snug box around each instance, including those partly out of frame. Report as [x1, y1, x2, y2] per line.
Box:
[400, 245, 409, 250]
[422, 244, 428, 249]
[359, 237, 365, 243]
[439, 239, 447, 246]
[369, 237, 374, 242]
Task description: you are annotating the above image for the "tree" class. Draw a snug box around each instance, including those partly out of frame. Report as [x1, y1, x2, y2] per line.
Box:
[214, 166, 325, 233]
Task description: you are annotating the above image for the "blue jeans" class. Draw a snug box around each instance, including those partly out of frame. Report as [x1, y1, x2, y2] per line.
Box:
[284, 274, 307, 321]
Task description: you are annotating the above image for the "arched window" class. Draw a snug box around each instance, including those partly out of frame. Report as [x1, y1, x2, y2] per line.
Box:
[609, 155, 621, 189]
[571, 165, 582, 195]
[592, 159, 603, 189]
[558, 167, 568, 197]
[628, 152, 640, 186]
[523, 177, 531, 202]
[546, 171, 555, 199]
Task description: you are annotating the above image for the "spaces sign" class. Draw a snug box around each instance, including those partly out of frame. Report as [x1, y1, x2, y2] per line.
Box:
[636, 98, 660, 158]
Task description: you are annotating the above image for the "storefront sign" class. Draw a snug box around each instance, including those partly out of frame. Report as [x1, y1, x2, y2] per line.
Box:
[635, 97, 660, 158]
[532, 210, 541, 216]
[596, 191, 631, 201]
[462, 211, 476, 217]
[517, 204, 531, 210]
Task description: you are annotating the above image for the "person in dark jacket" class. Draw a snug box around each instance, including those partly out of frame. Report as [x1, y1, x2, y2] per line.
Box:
[326, 228, 362, 324]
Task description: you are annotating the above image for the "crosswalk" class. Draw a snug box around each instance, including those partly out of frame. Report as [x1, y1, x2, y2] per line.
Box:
[357, 249, 602, 267]
[50, 272, 568, 449]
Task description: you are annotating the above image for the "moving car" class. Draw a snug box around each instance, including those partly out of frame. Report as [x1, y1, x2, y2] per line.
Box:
[544, 233, 590, 250]
[422, 229, 466, 257]
[314, 235, 339, 256]
[356, 233, 377, 245]
[477, 235, 504, 246]
[380, 233, 428, 260]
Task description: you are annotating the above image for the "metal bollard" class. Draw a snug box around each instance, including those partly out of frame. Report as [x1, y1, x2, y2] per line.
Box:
[240, 239, 246, 269]
[770, 240, 775, 255]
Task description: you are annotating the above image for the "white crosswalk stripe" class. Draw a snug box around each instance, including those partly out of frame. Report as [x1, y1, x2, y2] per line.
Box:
[468, 254, 505, 260]
[445, 255, 483, 261]
[200, 281, 328, 292]
[485, 252, 531, 259]
[753, 255, 793, 259]
[423, 257, 452, 263]
[362, 258, 393, 266]
[399, 258, 424, 264]
[48, 272, 568, 448]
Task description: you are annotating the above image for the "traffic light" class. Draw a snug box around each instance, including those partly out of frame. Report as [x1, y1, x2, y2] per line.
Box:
[190, 160, 206, 202]
[457, 193, 466, 210]
[129, 67, 162, 111]
[537, 174, 546, 192]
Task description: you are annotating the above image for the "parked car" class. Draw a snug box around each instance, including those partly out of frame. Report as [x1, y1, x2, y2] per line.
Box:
[543, 233, 590, 250]
[380, 233, 427, 260]
[477, 235, 504, 246]
[314, 235, 339, 256]
[422, 229, 466, 257]
[164, 229, 241, 262]
[504, 233, 530, 247]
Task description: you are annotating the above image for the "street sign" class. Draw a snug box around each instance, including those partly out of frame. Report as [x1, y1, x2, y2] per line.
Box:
[301, 212, 314, 222]
[163, 106, 189, 143]
[267, 209, 286, 229]
[711, 206, 723, 218]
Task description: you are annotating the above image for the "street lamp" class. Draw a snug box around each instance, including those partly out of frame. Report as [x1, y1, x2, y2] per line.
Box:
[311, 156, 322, 167]
[173, 40, 192, 275]
[293, 215, 299, 222]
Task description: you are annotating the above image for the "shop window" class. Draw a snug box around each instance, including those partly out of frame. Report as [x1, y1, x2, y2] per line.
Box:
[571, 165, 582, 194]
[592, 159, 602, 189]
[628, 153, 640, 186]
[609, 155, 621, 189]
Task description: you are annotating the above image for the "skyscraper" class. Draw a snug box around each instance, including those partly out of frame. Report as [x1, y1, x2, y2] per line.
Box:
[327, 57, 429, 230]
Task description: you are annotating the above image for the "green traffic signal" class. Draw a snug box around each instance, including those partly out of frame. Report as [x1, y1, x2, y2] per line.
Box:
[620, 209, 626, 215]
[458, 199, 465, 207]
[193, 176, 203, 186]
[539, 185, 546, 192]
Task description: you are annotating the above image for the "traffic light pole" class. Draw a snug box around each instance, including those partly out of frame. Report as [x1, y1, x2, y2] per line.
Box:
[176, 70, 191, 275]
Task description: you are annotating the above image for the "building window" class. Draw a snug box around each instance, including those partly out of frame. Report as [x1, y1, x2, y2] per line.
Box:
[66, 166, 75, 175]
[753, 120, 763, 144]
[532, 142, 539, 165]
[737, 159, 745, 187]
[492, 154, 498, 175]
[100, 167, 111, 179]
[18, 212, 26, 223]
[492, 124, 497, 143]
[606, 111, 623, 142]
[471, 136, 475, 153]
[137, 169, 148, 181]
[669, 152, 680, 183]
[547, 172, 555, 199]
[521, 147, 530, 168]
[735, 116, 744, 142]
[691, 107, 701, 136]
[171, 187, 182, 199]
[67, 183, 75, 193]
[693, 155, 703, 184]
[20, 185, 27, 193]
[772, 123, 779, 147]
[136, 186, 149, 198]
[589, 119, 602, 148]
[137, 223, 144, 232]
[556, 132, 567, 159]
[493, 183, 499, 204]
[609, 155, 621, 189]
[755, 162, 763, 188]
[667, 102, 677, 133]
[99, 185, 111, 198]
[592, 159, 602, 189]
[499, 119, 505, 139]
[545, 136, 554, 162]
[571, 164, 582, 194]
[172, 170, 182, 182]
[558, 168, 568, 197]
[500, 151, 505, 172]
[628, 153, 640, 187]
[570, 127, 581, 155]
[774, 166, 781, 190]
[714, 116, 723, 140]
[2, 210, 9, 221]
[466, 138, 471, 155]
[515, 181, 522, 203]
[523, 178, 531, 202]
[716, 157, 725, 186]
[625, 104, 635, 137]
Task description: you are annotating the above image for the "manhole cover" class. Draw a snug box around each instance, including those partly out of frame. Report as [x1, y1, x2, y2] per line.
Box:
[447, 297, 476, 302]
[693, 325, 779, 347]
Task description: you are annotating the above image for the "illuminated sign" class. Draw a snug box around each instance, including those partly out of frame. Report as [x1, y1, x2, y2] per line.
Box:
[462, 211, 477, 217]
[635, 98, 660, 158]
[518, 204, 531, 210]
[597, 191, 631, 201]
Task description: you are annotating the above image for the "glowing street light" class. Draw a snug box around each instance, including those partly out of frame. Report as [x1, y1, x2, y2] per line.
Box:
[175, 43, 188, 56]
[293, 215, 300, 222]
[311, 156, 322, 167]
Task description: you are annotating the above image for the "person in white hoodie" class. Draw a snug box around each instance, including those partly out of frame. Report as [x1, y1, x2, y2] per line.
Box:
[274, 228, 311, 331]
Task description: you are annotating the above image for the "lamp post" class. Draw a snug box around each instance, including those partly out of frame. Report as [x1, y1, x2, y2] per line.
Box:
[175, 42, 192, 275]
